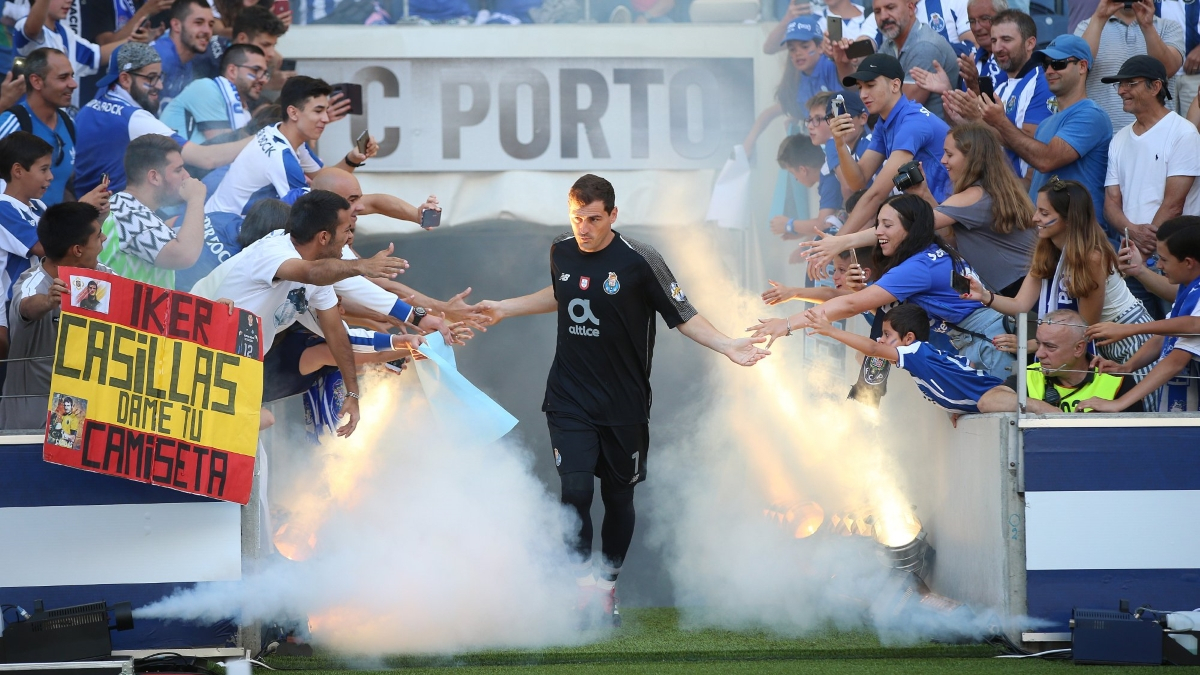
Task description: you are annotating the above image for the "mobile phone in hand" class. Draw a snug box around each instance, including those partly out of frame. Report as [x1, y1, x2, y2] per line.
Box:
[979, 75, 995, 101]
[355, 129, 369, 155]
[280, 58, 297, 71]
[331, 82, 364, 115]
[827, 18, 842, 42]
[272, 0, 290, 15]
[420, 208, 441, 229]
[844, 40, 875, 60]
[952, 271, 972, 296]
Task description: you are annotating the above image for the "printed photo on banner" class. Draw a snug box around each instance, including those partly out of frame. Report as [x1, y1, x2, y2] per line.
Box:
[68, 275, 111, 314]
[47, 394, 88, 451]
[44, 267, 265, 504]
[236, 309, 261, 360]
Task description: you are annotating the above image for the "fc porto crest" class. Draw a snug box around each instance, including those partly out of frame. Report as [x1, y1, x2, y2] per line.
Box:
[1005, 96, 1017, 114]
[603, 272, 620, 295]
[929, 12, 946, 35]
[579, 276, 591, 290]
[1046, 97, 1059, 114]
[554, 448, 562, 467]
[670, 282, 686, 302]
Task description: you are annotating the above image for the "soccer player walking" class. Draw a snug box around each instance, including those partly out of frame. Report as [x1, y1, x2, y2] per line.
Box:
[477, 174, 769, 626]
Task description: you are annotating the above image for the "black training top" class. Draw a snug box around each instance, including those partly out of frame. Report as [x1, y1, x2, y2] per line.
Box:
[542, 230, 698, 426]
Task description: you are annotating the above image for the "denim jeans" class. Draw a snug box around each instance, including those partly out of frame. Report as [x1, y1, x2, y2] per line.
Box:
[947, 307, 1017, 380]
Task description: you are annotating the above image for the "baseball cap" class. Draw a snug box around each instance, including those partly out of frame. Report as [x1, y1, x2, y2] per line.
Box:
[781, 15, 822, 45]
[826, 89, 867, 117]
[1099, 54, 1172, 99]
[1034, 34, 1092, 66]
[94, 42, 162, 94]
[841, 53, 904, 87]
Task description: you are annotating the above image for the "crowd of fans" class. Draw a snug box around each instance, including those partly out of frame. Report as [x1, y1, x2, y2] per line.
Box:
[0, 0, 1197, 432]
[750, 0, 1200, 415]
[0, 0, 494, 432]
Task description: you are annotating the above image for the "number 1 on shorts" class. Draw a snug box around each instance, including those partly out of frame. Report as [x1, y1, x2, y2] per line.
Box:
[632, 452, 639, 477]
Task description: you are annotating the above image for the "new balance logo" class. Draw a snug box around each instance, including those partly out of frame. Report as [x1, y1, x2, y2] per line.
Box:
[559, 273, 570, 281]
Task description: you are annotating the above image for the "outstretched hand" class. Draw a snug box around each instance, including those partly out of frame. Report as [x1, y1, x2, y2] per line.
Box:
[909, 60, 951, 94]
[724, 336, 771, 366]
[745, 317, 791, 348]
[761, 279, 799, 305]
[357, 243, 409, 279]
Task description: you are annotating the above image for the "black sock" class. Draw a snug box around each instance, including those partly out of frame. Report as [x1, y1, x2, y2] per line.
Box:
[598, 479, 636, 584]
[560, 471, 595, 563]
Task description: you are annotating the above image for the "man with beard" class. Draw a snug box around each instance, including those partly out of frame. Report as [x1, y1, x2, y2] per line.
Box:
[945, 10, 1054, 178]
[72, 42, 250, 195]
[98, 134, 208, 288]
[153, 0, 215, 106]
[0, 48, 78, 205]
[14, 0, 132, 109]
[159, 44, 267, 144]
[834, 0, 960, 119]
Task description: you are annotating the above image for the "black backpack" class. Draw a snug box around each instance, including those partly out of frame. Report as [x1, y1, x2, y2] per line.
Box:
[4, 105, 76, 143]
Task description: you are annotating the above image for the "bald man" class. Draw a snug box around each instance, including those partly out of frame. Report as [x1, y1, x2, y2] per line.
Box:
[977, 309, 1143, 413]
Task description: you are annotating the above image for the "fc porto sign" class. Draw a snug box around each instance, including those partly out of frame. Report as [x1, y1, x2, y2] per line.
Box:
[301, 58, 754, 172]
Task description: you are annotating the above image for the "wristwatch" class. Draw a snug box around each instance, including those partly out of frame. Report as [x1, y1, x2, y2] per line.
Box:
[411, 306, 427, 326]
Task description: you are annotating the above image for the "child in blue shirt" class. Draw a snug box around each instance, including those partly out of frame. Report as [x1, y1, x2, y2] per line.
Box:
[0, 132, 53, 304]
[804, 302, 1003, 413]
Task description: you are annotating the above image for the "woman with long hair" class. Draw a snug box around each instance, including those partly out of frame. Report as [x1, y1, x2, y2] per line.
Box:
[963, 178, 1157, 405]
[751, 193, 1016, 379]
[905, 123, 1036, 297]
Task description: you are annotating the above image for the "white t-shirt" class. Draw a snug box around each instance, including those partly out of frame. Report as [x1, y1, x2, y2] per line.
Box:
[205, 123, 323, 216]
[1105, 111, 1200, 225]
[211, 230, 337, 353]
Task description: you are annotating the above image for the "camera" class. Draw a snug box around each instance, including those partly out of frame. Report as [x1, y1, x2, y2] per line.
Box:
[831, 94, 846, 118]
[892, 161, 924, 190]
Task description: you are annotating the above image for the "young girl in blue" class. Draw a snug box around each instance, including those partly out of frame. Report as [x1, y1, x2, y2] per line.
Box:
[751, 194, 1015, 379]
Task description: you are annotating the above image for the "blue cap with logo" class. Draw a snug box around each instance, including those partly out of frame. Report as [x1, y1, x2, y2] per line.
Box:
[781, 15, 823, 45]
[1034, 34, 1092, 66]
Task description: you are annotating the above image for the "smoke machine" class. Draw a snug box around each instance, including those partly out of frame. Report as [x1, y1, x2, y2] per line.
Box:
[0, 599, 134, 663]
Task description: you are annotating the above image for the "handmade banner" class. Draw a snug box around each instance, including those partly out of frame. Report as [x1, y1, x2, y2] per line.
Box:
[43, 268, 264, 504]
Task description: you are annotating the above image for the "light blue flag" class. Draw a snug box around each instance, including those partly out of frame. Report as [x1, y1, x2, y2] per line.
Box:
[415, 334, 518, 445]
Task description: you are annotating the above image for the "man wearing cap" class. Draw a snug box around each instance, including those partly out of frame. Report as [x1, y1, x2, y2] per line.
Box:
[986, 35, 1114, 240]
[946, 10, 1055, 178]
[833, 0, 960, 119]
[1104, 55, 1200, 298]
[1076, 0, 1183, 132]
[827, 53, 953, 236]
[73, 42, 251, 196]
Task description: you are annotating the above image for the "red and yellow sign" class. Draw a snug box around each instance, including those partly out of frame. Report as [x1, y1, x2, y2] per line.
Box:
[44, 268, 264, 504]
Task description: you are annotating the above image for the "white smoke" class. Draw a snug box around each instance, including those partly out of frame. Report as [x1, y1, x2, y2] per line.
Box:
[136, 369, 588, 654]
[641, 227, 1045, 643]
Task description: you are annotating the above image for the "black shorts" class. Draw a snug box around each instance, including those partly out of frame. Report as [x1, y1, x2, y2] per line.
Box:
[546, 412, 649, 487]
